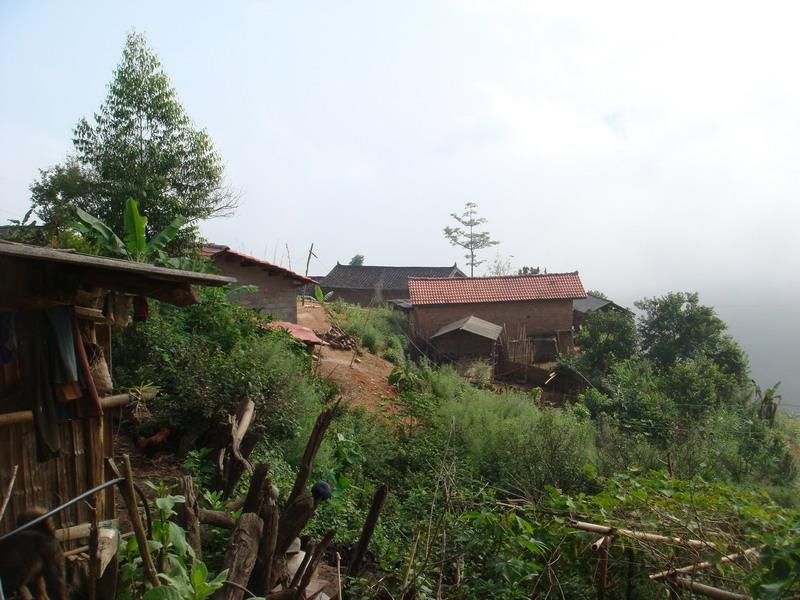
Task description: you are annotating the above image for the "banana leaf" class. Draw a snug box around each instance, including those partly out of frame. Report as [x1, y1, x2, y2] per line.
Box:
[74, 207, 127, 256]
[123, 198, 148, 258]
[146, 215, 186, 257]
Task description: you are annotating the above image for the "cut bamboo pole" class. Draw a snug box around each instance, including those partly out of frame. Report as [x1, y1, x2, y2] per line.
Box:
[671, 577, 751, 600]
[571, 520, 717, 549]
[0, 464, 19, 523]
[117, 455, 159, 587]
[0, 391, 156, 426]
[650, 548, 761, 581]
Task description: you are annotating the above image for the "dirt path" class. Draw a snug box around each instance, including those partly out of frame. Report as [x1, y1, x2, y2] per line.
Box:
[299, 301, 399, 413]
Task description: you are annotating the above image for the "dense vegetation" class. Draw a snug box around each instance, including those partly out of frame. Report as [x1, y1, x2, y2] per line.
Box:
[113, 286, 800, 598]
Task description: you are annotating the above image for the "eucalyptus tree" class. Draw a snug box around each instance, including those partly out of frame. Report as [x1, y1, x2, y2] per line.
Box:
[30, 31, 236, 253]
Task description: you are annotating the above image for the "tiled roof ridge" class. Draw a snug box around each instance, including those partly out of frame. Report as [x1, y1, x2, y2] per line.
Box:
[408, 271, 579, 281]
[203, 244, 317, 284]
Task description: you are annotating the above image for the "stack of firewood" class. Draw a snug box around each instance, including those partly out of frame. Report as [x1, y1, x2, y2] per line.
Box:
[319, 326, 358, 351]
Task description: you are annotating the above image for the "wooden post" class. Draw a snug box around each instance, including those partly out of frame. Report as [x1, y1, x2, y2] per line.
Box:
[88, 504, 99, 600]
[625, 546, 634, 600]
[255, 499, 279, 595]
[297, 530, 336, 596]
[348, 484, 389, 576]
[213, 512, 264, 600]
[287, 403, 338, 506]
[596, 535, 612, 600]
[302, 243, 316, 306]
[177, 475, 202, 558]
[243, 463, 269, 515]
[117, 456, 159, 587]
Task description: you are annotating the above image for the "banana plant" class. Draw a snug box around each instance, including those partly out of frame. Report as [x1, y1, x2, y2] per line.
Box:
[74, 198, 186, 264]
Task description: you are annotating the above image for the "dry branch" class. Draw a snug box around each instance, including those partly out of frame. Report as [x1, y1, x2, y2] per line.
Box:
[198, 509, 237, 529]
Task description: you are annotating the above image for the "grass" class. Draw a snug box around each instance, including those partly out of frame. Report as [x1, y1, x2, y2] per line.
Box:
[328, 300, 408, 362]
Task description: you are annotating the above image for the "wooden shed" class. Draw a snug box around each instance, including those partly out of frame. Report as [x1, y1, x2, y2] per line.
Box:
[0, 240, 234, 537]
[430, 315, 502, 361]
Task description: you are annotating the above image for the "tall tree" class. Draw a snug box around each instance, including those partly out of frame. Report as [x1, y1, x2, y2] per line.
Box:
[30, 31, 236, 251]
[635, 292, 748, 383]
[443, 202, 498, 276]
[349, 254, 365, 266]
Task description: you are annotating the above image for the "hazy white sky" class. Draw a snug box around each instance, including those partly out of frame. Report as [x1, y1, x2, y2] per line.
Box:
[1, 1, 799, 402]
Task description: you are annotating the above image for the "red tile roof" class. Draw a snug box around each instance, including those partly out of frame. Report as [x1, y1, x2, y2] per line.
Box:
[202, 245, 317, 285]
[408, 272, 586, 305]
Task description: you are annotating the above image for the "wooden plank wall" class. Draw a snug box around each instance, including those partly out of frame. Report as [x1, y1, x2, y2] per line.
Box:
[0, 419, 89, 535]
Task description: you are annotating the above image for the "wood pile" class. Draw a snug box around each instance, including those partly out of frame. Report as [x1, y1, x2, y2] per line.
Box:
[319, 325, 358, 351]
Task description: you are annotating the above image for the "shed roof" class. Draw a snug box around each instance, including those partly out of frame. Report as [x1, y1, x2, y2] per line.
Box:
[320, 264, 465, 290]
[265, 321, 326, 346]
[573, 294, 627, 314]
[0, 240, 234, 287]
[409, 272, 586, 306]
[202, 244, 317, 285]
[432, 315, 504, 341]
[0, 240, 234, 307]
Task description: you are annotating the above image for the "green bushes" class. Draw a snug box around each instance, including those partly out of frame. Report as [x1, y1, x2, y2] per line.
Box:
[328, 301, 407, 360]
[114, 287, 327, 440]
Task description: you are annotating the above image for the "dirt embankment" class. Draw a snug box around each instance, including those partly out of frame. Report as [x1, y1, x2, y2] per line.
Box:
[299, 301, 398, 413]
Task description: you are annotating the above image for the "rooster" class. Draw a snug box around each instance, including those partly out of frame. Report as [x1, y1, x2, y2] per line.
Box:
[136, 426, 171, 453]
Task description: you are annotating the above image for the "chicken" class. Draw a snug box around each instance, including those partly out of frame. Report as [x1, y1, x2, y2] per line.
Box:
[136, 426, 171, 452]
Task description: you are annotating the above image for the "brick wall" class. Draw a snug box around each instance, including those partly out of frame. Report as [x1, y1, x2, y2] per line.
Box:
[411, 299, 574, 342]
[212, 258, 300, 323]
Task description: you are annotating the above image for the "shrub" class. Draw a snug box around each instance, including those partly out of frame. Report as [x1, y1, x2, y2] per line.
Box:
[114, 287, 326, 441]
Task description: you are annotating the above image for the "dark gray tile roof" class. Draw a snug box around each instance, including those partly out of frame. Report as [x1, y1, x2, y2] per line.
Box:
[321, 263, 465, 290]
[573, 294, 627, 313]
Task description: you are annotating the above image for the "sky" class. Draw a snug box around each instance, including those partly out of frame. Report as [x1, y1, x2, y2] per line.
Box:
[1, 1, 799, 405]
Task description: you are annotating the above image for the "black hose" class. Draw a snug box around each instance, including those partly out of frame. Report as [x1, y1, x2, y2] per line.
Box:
[133, 482, 154, 537]
[0, 477, 125, 542]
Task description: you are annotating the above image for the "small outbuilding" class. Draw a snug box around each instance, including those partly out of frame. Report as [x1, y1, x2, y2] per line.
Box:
[430, 315, 502, 360]
[202, 244, 317, 323]
[0, 240, 234, 538]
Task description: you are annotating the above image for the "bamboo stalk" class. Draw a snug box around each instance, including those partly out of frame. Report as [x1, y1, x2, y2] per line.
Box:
[0, 391, 156, 426]
[571, 520, 717, 549]
[650, 548, 761, 581]
[118, 455, 159, 587]
[0, 464, 19, 523]
[671, 577, 751, 600]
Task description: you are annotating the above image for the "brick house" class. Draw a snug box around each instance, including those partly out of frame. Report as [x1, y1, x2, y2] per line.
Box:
[319, 263, 465, 305]
[408, 272, 586, 360]
[202, 244, 316, 323]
